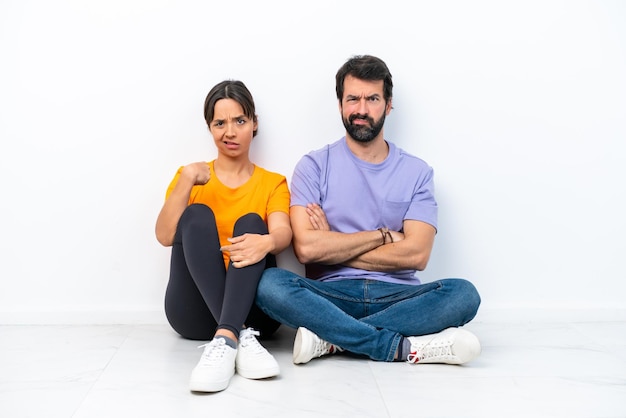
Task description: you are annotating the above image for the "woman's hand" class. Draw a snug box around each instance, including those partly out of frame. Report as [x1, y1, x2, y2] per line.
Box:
[181, 162, 211, 185]
[221, 233, 272, 269]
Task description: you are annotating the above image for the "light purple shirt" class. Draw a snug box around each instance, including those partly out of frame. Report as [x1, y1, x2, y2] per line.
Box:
[290, 137, 438, 285]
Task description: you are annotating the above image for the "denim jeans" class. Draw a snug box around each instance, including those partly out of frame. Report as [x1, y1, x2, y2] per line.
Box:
[255, 267, 481, 362]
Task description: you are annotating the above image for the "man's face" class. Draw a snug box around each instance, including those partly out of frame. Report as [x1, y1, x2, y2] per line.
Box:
[340, 75, 390, 143]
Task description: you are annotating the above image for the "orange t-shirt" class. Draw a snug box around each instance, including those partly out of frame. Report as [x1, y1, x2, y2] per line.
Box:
[165, 161, 290, 267]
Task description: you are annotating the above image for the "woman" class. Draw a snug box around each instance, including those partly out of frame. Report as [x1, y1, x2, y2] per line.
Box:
[155, 80, 292, 393]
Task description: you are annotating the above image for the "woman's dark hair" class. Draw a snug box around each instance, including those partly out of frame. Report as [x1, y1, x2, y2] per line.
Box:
[335, 55, 393, 103]
[203, 80, 258, 137]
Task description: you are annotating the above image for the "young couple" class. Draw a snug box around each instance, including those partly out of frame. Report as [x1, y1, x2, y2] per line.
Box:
[155, 55, 482, 393]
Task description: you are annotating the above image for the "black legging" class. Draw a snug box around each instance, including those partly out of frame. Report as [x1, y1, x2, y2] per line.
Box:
[164, 203, 280, 340]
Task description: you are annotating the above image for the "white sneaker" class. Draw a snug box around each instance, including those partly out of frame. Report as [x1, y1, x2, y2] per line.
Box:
[293, 327, 344, 364]
[406, 327, 481, 365]
[189, 337, 236, 392]
[236, 327, 280, 379]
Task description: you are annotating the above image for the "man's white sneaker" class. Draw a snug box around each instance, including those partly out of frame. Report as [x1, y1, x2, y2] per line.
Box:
[236, 327, 280, 379]
[189, 337, 236, 392]
[406, 327, 481, 365]
[293, 327, 344, 364]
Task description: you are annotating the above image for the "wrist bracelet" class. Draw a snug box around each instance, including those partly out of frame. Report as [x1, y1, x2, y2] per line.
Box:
[378, 227, 387, 245]
[378, 227, 394, 244]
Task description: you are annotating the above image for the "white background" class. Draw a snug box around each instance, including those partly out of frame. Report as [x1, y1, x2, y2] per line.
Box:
[1, 0, 624, 323]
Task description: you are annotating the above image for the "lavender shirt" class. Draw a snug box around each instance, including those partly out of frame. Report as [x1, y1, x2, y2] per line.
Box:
[290, 137, 438, 285]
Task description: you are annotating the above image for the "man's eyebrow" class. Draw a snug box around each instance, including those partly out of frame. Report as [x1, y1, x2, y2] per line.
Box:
[345, 93, 381, 100]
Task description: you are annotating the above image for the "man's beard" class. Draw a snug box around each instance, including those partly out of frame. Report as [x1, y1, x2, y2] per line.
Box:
[343, 113, 386, 143]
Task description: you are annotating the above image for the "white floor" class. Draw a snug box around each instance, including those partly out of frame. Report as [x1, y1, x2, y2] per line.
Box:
[1, 320, 626, 418]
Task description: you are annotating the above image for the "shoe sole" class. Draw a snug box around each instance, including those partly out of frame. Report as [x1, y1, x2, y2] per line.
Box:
[237, 365, 280, 380]
[189, 376, 231, 393]
[293, 327, 313, 364]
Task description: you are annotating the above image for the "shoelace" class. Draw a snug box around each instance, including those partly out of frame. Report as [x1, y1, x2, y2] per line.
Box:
[313, 338, 336, 357]
[197, 338, 228, 365]
[239, 328, 267, 354]
[407, 339, 453, 363]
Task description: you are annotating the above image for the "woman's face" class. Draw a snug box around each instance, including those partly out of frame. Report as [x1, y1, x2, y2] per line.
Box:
[209, 98, 257, 158]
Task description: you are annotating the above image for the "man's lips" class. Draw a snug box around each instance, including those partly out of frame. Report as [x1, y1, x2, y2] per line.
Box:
[352, 119, 369, 125]
[350, 115, 370, 126]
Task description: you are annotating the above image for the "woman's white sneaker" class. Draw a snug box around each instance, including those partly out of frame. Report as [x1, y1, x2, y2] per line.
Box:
[235, 327, 280, 379]
[406, 327, 481, 364]
[189, 338, 236, 392]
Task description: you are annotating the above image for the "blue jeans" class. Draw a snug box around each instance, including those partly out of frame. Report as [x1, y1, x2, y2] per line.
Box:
[255, 268, 481, 362]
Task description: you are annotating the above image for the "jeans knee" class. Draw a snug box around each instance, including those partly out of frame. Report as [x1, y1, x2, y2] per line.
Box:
[467, 280, 481, 309]
[457, 278, 481, 318]
[256, 267, 281, 301]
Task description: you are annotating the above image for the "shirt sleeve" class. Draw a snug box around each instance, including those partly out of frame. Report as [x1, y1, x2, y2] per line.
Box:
[290, 154, 323, 208]
[164, 166, 184, 201]
[267, 175, 291, 215]
[404, 165, 438, 231]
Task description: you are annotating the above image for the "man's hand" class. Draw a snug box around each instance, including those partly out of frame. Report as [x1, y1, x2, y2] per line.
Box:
[306, 203, 330, 231]
[306, 203, 405, 243]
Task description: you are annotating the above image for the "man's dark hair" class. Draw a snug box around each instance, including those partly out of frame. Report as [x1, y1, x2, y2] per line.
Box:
[335, 55, 393, 103]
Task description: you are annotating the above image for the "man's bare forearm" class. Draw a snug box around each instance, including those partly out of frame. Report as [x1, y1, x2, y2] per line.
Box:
[342, 241, 427, 271]
[293, 229, 384, 265]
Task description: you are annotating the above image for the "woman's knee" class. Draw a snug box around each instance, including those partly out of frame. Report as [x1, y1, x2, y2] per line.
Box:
[183, 203, 214, 218]
[178, 204, 215, 229]
[234, 212, 266, 235]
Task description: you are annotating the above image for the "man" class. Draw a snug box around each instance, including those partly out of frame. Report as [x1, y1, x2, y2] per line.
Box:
[256, 55, 481, 365]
